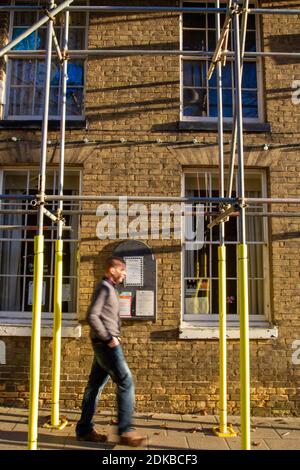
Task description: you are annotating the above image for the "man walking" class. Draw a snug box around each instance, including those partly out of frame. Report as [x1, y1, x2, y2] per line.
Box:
[76, 256, 145, 447]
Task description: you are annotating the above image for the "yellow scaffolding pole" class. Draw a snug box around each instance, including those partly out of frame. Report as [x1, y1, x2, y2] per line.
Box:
[238, 243, 251, 449]
[28, 235, 44, 450]
[44, 10, 69, 432]
[51, 240, 64, 427]
[43, 239, 67, 430]
[213, 246, 236, 437]
[218, 246, 227, 433]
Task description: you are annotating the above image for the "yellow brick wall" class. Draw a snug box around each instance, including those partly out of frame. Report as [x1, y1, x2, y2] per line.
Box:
[0, 1, 300, 417]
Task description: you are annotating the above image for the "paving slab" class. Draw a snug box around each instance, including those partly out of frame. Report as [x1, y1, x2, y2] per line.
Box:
[187, 435, 229, 450]
[150, 413, 183, 421]
[12, 422, 69, 449]
[64, 434, 110, 450]
[225, 437, 269, 450]
[265, 439, 300, 450]
[248, 427, 281, 439]
[148, 433, 189, 450]
[275, 428, 300, 439]
[166, 428, 205, 438]
[131, 424, 168, 438]
[158, 420, 202, 432]
[251, 417, 275, 426]
[0, 420, 17, 431]
[0, 411, 27, 424]
[0, 442, 27, 450]
[0, 428, 28, 449]
[181, 414, 218, 424]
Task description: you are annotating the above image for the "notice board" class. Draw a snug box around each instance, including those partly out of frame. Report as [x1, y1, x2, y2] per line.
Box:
[114, 240, 156, 320]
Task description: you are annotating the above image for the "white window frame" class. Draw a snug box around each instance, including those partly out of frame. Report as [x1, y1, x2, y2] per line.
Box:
[181, 168, 272, 330]
[4, 0, 89, 121]
[180, 0, 264, 123]
[0, 167, 82, 337]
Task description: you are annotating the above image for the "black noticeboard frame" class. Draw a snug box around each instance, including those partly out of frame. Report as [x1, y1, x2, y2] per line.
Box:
[114, 240, 157, 321]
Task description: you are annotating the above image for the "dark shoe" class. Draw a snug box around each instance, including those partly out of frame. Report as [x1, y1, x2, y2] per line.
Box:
[120, 431, 146, 447]
[77, 429, 107, 443]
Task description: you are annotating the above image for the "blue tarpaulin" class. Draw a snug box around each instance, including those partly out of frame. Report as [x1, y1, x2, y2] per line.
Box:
[12, 28, 40, 50]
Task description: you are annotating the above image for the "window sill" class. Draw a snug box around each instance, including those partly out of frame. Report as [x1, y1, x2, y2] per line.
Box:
[0, 119, 87, 130]
[178, 121, 271, 133]
[0, 322, 81, 338]
[179, 322, 278, 340]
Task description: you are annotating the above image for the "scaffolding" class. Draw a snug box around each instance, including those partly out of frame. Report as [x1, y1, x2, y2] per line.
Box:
[1, 0, 300, 451]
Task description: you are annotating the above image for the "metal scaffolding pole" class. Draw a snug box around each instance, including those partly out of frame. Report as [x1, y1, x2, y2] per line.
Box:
[246, 197, 300, 204]
[6, 49, 300, 59]
[0, 195, 35, 201]
[227, 0, 249, 198]
[1, 5, 299, 14]
[27, 0, 56, 451]
[0, 225, 71, 230]
[212, 0, 235, 440]
[3, 194, 300, 205]
[233, 4, 251, 451]
[2, 206, 300, 217]
[49, 10, 70, 431]
[44, 195, 238, 203]
[0, 6, 226, 13]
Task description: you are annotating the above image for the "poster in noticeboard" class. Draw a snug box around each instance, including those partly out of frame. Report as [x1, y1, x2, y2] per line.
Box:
[135, 290, 154, 317]
[123, 256, 143, 287]
[119, 292, 133, 317]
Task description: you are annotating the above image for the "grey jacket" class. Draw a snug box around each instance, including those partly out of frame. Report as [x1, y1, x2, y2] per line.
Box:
[87, 278, 121, 343]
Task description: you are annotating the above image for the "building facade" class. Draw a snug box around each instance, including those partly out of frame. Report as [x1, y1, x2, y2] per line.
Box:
[0, 0, 300, 416]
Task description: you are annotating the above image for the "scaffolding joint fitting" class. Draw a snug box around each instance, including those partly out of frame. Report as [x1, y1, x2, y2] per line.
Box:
[219, 203, 231, 223]
[228, 5, 235, 17]
[31, 199, 39, 208]
[61, 51, 70, 63]
[55, 208, 66, 225]
[242, 8, 250, 15]
[207, 202, 245, 229]
[43, 8, 56, 24]
[31, 193, 45, 208]
[230, 3, 240, 16]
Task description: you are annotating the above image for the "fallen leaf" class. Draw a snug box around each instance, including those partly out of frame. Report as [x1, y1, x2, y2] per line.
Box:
[160, 422, 168, 429]
[189, 427, 201, 433]
[282, 431, 290, 437]
[251, 441, 261, 447]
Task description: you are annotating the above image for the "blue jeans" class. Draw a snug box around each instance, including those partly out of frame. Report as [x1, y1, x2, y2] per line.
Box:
[76, 342, 135, 437]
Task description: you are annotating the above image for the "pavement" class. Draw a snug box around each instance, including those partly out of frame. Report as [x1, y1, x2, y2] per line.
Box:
[1, 406, 300, 451]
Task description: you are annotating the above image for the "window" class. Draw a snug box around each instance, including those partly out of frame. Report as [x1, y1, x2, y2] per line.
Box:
[0, 169, 80, 325]
[183, 170, 270, 323]
[5, 0, 87, 119]
[181, 1, 261, 121]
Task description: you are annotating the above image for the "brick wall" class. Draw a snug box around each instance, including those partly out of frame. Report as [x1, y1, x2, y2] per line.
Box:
[0, 1, 300, 417]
